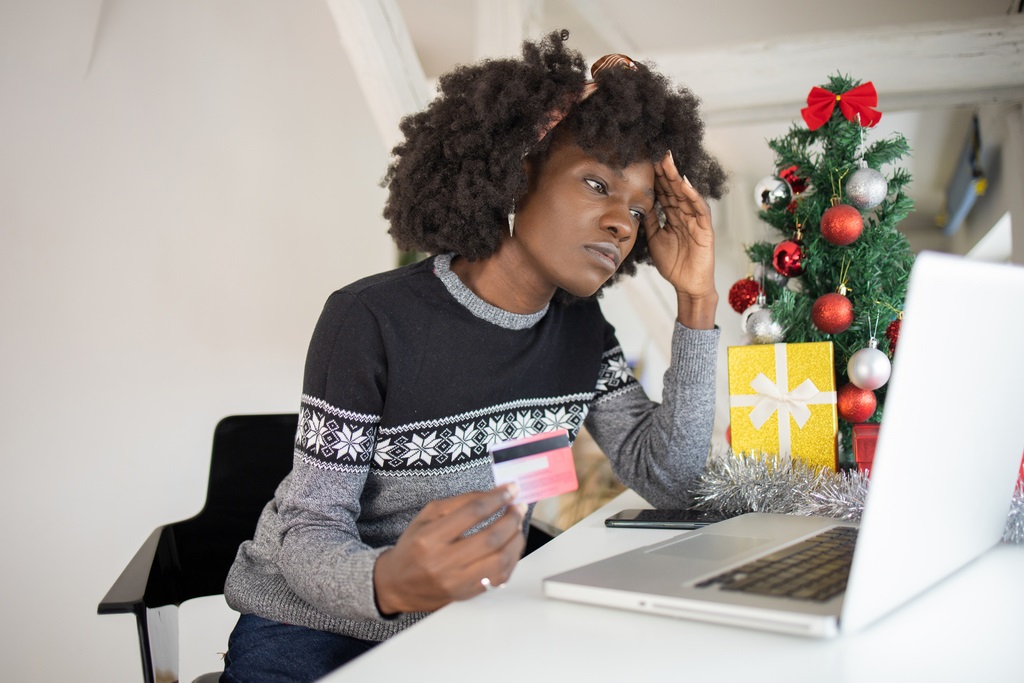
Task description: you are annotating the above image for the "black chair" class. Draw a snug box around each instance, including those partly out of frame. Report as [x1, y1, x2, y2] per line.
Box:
[100, 413, 557, 682]
[99, 414, 297, 683]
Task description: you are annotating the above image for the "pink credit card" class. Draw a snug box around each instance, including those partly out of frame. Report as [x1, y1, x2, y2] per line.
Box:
[490, 429, 578, 505]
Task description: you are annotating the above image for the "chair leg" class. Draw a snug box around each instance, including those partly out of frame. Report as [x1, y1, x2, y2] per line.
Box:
[135, 604, 179, 683]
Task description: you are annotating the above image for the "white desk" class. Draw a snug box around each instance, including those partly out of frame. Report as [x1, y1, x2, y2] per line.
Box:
[323, 491, 1024, 682]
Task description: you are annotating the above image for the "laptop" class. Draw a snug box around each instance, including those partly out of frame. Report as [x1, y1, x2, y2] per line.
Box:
[543, 251, 1024, 637]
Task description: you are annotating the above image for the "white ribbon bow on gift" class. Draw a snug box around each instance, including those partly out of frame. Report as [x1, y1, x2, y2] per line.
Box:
[730, 344, 837, 456]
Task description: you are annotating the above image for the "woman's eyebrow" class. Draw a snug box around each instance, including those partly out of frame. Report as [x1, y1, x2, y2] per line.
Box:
[603, 165, 655, 194]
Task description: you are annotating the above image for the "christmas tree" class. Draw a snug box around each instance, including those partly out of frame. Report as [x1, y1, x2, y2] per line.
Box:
[732, 74, 916, 466]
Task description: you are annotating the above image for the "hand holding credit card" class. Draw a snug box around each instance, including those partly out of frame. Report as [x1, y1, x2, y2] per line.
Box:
[489, 429, 579, 504]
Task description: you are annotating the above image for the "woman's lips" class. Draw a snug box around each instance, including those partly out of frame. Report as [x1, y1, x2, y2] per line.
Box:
[584, 243, 620, 270]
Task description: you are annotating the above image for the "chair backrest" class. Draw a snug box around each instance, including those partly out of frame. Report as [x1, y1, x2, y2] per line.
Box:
[146, 413, 297, 606]
[101, 411, 556, 682]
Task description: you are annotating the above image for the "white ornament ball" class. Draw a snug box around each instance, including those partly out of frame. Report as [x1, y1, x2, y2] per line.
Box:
[847, 342, 892, 390]
[846, 167, 888, 210]
[747, 309, 785, 344]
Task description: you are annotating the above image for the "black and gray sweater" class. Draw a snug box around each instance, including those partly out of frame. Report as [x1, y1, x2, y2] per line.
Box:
[224, 253, 719, 641]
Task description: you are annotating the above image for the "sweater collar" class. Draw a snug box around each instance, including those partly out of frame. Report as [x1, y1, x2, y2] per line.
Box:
[432, 253, 549, 330]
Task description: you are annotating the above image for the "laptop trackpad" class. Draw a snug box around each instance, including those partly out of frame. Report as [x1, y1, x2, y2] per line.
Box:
[646, 533, 770, 561]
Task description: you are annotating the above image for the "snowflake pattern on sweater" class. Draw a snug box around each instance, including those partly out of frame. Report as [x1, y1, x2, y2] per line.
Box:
[296, 345, 639, 473]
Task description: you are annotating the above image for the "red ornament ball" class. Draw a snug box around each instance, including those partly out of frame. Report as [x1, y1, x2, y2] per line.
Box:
[885, 317, 902, 355]
[820, 203, 864, 246]
[728, 278, 762, 313]
[772, 240, 804, 277]
[811, 292, 854, 334]
[837, 383, 876, 423]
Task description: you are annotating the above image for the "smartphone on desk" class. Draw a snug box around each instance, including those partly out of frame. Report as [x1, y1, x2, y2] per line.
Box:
[604, 508, 731, 529]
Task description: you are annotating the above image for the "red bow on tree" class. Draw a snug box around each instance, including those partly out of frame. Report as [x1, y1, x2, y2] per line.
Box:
[801, 82, 882, 131]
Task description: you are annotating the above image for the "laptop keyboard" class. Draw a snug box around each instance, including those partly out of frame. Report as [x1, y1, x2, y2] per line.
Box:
[695, 526, 858, 602]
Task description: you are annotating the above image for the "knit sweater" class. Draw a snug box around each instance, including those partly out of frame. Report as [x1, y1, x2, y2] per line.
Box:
[224, 253, 719, 641]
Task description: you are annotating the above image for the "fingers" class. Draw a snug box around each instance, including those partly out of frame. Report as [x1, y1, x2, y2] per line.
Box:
[415, 499, 525, 602]
[374, 488, 527, 613]
[411, 485, 526, 585]
[456, 502, 526, 561]
[654, 150, 711, 220]
[652, 155, 714, 257]
[412, 483, 517, 538]
[642, 204, 661, 242]
[423, 495, 526, 599]
[679, 175, 713, 221]
[655, 149, 680, 182]
[653, 150, 683, 205]
[469, 534, 527, 593]
[465, 512, 528, 593]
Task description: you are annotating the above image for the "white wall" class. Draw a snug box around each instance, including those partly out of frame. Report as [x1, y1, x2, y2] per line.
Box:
[0, 1, 394, 680]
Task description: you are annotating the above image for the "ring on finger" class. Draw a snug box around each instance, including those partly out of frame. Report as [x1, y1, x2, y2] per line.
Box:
[480, 577, 504, 591]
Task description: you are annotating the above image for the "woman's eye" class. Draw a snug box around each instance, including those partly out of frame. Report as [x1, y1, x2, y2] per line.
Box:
[585, 178, 607, 194]
[630, 209, 645, 222]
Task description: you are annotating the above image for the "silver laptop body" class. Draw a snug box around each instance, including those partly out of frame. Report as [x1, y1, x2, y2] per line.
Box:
[543, 251, 1024, 637]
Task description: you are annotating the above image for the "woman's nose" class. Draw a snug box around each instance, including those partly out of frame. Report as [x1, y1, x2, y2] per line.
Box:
[603, 204, 636, 242]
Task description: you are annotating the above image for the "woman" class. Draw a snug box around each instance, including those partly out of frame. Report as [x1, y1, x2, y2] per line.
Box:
[222, 31, 727, 682]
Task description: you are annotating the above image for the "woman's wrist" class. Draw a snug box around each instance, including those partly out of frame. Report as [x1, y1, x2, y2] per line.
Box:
[675, 290, 718, 329]
[372, 551, 403, 617]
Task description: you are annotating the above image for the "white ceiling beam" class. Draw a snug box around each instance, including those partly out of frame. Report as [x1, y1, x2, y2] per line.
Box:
[84, 0, 108, 77]
[640, 15, 1024, 126]
[706, 85, 1024, 127]
[325, 0, 431, 150]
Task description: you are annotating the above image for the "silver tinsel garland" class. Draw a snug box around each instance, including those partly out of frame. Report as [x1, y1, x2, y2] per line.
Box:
[692, 451, 1024, 544]
[1005, 487, 1024, 544]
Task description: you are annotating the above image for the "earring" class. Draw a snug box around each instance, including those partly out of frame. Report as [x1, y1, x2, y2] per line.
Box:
[507, 201, 516, 238]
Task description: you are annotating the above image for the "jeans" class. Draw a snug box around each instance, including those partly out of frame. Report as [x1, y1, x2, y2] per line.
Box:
[221, 614, 378, 683]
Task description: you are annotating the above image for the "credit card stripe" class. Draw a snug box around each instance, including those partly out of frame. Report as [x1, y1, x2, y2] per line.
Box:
[491, 432, 570, 462]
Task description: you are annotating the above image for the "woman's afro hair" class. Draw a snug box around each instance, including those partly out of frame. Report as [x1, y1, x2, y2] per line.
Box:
[383, 30, 728, 289]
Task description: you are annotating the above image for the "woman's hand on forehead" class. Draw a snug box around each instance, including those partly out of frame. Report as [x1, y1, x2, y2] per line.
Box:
[645, 151, 718, 328]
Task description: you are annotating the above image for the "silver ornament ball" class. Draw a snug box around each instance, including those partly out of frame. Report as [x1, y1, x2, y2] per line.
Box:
[846, 167, 888, 210]
[740, 292, 767, 334]
[847, 342, 892, 390]
[747, 309, 785, 344]
[754, 262, 788, 288]
[754, 176, 791, 211]
[739, 303, 761, 333]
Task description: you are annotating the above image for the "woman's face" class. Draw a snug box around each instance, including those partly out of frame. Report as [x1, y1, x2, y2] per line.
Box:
[513, 136, 656, 298]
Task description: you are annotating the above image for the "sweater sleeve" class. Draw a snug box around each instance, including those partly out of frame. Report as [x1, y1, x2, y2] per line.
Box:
[584, 322, 720, 508]
[276, 290, 393, 622]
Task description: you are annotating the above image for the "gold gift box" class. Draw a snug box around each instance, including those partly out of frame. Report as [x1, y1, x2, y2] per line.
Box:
[728, 342, 838, 471]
